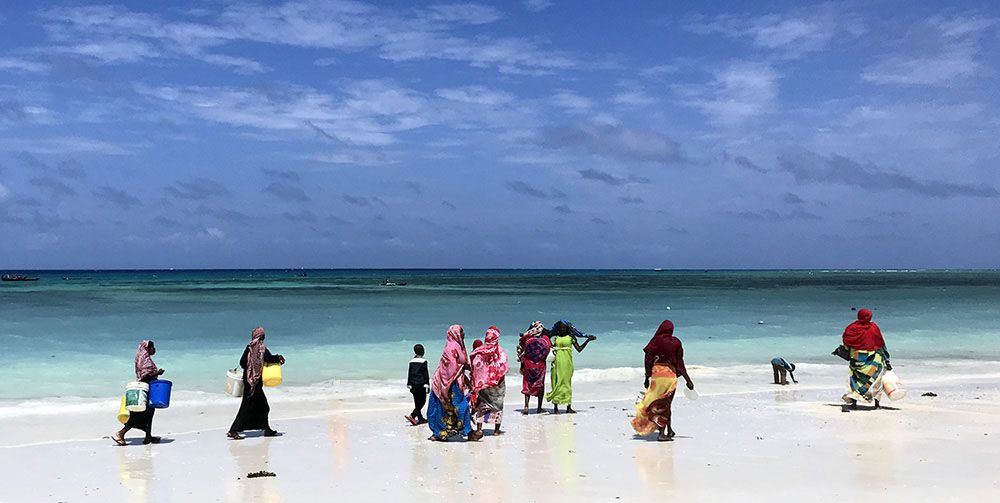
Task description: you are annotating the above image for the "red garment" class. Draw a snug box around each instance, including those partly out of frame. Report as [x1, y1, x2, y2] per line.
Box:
[643, 320, 687, 378]
[469, 326, 509, 405]
[842, 309, 885, 351]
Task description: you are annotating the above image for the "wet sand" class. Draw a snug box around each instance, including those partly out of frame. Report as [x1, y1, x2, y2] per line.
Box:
[2, 368, 999, 502]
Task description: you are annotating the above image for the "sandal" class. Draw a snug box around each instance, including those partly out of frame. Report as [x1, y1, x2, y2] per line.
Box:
[112, 433, 127, 446]
[142, 436, 162, 445]
[227, 432, 244, 440]
[263, 429, 279, 437]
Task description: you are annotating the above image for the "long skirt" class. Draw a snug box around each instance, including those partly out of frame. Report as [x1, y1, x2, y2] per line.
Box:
[632, 364, 677, 434]
[474, 379, 505, 425]
[428, 382, 472, 440]
[521, 359, 546, 396]
[124, 407, 155, 432]
[545, 351, 573, 405]
[845, 349, 887, 402]
[229, 381, 271, 433]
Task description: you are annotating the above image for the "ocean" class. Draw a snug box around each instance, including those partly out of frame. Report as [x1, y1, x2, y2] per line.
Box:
[2, 269, 999, 414]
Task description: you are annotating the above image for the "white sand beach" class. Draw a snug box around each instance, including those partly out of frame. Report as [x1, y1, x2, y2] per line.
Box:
[3, 363, 1000, 502]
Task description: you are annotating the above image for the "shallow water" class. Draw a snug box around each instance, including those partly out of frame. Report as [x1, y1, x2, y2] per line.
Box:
[1, 269, 998, 409]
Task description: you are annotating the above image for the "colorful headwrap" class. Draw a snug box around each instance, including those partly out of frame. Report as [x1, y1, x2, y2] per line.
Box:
[135, 340, 158, 381]
[245, 327, 267, 393]
[431, 324, 469, 402]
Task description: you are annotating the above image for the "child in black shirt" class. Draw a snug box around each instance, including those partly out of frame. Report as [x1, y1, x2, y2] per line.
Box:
[405, 344, 430, 425]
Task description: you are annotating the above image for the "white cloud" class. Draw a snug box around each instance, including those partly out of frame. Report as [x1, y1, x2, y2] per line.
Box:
[33, 2, 574, 75]
[425, 4, 503, 25]
[680, 61, 778, 125]
[137, 80, 432, 147]
[435, 85, 513, 105]
[201, 227, 225, 240]
[0, 57, 48, 73]
[610, 87, 657, 107]
[551, 90, 593, 113]
[685, 6, 863, 58]
[523, 0, 554, 12]
[862, 15, 995, 86]
[0, 182, 9, 202]
[0, 136, 136, 154]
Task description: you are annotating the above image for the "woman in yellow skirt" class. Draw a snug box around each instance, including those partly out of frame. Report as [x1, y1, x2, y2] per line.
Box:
[632, 320, 694, 441]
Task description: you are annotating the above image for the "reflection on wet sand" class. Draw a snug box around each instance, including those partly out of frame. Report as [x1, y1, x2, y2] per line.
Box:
[847, 412, 899, 486]
[116, 445, 154, 503]
[548, 417, 578, 496]
[228, 437, 282, 503]
[327, 414, 349, 472]
[634, 441, 677, 497]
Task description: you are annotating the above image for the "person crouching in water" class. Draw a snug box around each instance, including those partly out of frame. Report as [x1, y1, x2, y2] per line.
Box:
[632, 320, 694, 442]
[227, 327, 285, 439]
[113, 340, 166, 445]
[405, 344, 430, 425]
[771, 357, 797, 385]
[469, 326, 509, 440]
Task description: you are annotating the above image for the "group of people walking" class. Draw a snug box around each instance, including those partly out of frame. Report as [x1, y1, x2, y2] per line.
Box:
[114, 327, 286, 445]
[114, 310, 894, 446]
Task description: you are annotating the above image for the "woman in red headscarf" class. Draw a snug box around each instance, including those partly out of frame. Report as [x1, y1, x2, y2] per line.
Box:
[632, 320, 694, 441]
[469, 326, 509, 440]
[227, 327, 285, 440]
[113, 340, 166, 446]
[517, 320, 551, 415]
[841, 309, 890, 409]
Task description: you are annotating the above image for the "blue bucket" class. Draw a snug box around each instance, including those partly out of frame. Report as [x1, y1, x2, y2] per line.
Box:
[148, 379, 172, 409]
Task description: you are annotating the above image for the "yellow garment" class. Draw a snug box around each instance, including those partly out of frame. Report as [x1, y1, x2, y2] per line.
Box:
[631, 364, 677, 434]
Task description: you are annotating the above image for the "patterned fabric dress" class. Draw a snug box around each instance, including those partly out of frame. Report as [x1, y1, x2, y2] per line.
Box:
[632, 364, 678, 434]
[520, 335, 551, 397]
[845, 348, 888, 402]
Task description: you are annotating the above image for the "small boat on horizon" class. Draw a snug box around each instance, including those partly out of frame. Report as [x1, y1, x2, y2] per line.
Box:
[2, 274, 39, 282]
[381, 279, 407, 287]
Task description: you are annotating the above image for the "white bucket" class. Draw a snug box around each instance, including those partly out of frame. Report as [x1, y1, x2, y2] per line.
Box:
[683, 387, 699, 400]
[124, 381, 149, 412]
[881, 370, 907, 401]
[225, 368, 244, 397]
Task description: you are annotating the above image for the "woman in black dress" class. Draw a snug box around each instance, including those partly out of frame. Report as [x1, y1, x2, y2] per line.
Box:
[113, 340, 165, 445]
[227, 327, 285, 440]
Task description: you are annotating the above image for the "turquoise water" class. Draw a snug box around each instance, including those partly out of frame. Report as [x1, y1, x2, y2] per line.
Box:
[1, 270, 999, 406]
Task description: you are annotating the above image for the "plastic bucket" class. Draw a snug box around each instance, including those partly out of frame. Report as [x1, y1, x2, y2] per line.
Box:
[881, 370, 907, 401]
[124, 381, 149, 412]
[117, 395, 130, 424]
[262, 363, 282, 387]
[149, 379, 172, 408]
[225, 369, 244, 397]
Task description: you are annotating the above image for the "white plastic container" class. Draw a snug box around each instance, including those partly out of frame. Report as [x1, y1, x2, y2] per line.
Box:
[881, 370, 906, 401]
[225, 368, 244, 397]
[124, 381, 149, 412]
[683, 387, 700, 400]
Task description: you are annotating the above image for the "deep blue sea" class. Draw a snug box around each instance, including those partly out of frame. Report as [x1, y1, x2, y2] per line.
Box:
[2, 269, 999, 410]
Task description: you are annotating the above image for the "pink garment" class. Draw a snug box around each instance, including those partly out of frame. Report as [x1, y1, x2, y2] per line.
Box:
[134, 340, 158, 381]
[431, 324, 469, 403]
[470, 326, 509, 404]
[246, 327, 267, 391]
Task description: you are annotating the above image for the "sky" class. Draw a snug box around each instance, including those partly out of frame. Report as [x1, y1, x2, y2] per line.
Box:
[0, 1, 998, 269]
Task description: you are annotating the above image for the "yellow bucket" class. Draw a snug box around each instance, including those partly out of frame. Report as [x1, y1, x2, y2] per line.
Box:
[117, 395, 130, 424]
[262, 363, 282, 387]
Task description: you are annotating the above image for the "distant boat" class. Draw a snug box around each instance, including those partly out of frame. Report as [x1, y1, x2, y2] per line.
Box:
[2, 274, 39, 282]
[381, 279, 407, 287]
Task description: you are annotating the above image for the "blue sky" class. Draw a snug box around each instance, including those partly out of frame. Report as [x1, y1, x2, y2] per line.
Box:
[1, 1, 998, 269]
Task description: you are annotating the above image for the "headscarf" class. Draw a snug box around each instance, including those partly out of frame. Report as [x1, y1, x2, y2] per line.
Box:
[246, 327, 267, 393]
[470, 326, 509, 403]
[643, 320, 687, 377]
[552, 319, 584, 338]
[431, 324, 469, 402]
[842, 309, 885, 351]
[473, 339, 483, 350]
[521, 321, 551, 363]
[135, 340, 158, 381]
